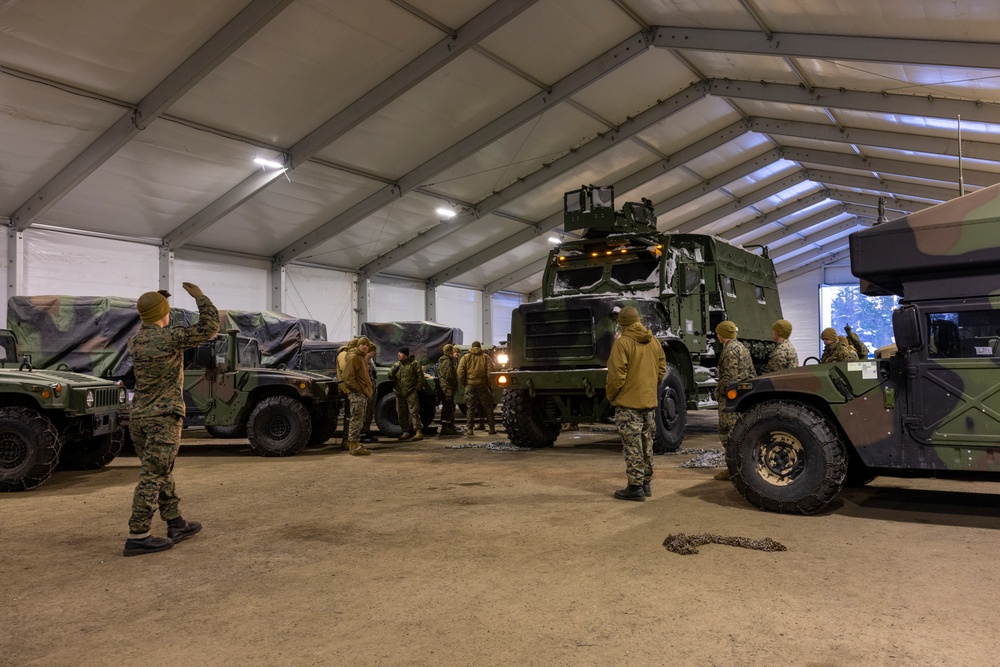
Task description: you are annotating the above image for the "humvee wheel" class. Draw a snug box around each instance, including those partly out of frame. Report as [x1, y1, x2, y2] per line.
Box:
[247, 396, 311, 457]
[844, 448, 878, 487]
[205, 423, 248, 439]
[727, 400, 847, 515]
[306, 403, 339, 448]
[0, 407, 62, 491]
[59, 426, 125, 470]
[501, 389, 559, 448]
[374, 393, 403, 438]
[654, 363, 687, 454]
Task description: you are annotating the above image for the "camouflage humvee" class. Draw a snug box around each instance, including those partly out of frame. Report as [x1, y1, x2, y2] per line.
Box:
[0, 329, 127, 491]
[8, 297, 340, 457]
[496, 185, 783, 451]
[723, 183, 1000, 514]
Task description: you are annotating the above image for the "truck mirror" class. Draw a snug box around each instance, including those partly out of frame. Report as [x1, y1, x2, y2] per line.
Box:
[193, 343, 215, 367]
[892, 306, 922, 351]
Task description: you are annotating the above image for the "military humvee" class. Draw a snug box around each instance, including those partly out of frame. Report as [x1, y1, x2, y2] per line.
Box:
[7, 297, 339, 457]
[0, 329, 127, 491]
[496, 185, 783, 451]
[723, 183, 1000, 514]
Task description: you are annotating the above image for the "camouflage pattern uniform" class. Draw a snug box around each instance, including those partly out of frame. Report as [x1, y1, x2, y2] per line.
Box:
[342, 346, 373, 445]
[361, 349, 377, 439]
[767, 339, 799, 372]
[457, 344, 495, 434]
[391, 354, 424, 435]
[821, 339, 859, 363]
[128, 293, 219, 536]
[715, 339, 755, 446]
[437, 350, 458, 433]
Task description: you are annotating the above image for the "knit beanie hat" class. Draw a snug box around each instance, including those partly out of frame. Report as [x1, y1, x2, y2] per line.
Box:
[137, 292, 170, 324]
[348, 337, 359, 348]
[399, 347, 410, 357]
[772, 319, 793, 339]
[471, 341, 481, 349]
[618, 306, 640, 326]
[715, 320, 738, 339]
[357, 336, 371, 346]
[821, 327, 838, 343]
[443, 344, 454, 355]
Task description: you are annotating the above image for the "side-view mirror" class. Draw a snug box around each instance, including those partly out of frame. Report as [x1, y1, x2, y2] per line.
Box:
[193, 344, 215, 367]
[892, 306, 922, 352]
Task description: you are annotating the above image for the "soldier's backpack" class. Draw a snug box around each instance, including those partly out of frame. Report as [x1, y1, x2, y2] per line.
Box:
[843, 325, 869, 359]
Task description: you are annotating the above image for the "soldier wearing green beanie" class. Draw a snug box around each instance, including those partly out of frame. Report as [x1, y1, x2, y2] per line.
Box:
[714, 320, 755, 481]
[767, 319, 798, 372]
[436, 344, 460, 436]
[821, 326, 858, 363]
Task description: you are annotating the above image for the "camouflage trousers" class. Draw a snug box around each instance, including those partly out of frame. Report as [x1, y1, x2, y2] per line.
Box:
[718, 408, 738, 447]
[440, 392, 456, 427]
[615, 406, 654, 487]
[396, 392, 422, 433]
[128, 414, 183, 535]
[347, 393, 369, 443]
[465, 384, 495, 430]
[361, 391, 375, 435]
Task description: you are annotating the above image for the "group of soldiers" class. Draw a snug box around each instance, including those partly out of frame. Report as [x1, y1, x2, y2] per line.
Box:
[335, 338, 498, 456]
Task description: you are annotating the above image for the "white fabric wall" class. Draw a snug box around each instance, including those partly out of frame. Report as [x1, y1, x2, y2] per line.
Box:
[284, 265, 356, 342]
[491, 291, 521, 347]
[436, 285, 481, 344]
[172, 249, 269, 313]
[368, 276, 425, 323]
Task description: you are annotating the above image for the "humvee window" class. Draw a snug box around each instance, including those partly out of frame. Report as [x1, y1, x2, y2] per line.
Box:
[928, 310, 1000, 358]
[722, 276, 736, 297]
[609, 251, 659, 286]
[555, 266, 604, 292]
[591, 186, 613, 209]
[303, 348, 339, 372]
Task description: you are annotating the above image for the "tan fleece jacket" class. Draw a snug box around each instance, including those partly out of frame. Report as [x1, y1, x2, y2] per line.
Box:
[605, 322, 666, 409]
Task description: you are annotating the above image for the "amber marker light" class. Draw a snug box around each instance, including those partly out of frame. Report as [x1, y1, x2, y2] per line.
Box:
[727, 389, 738, 400]
[41, 390, 51, 399]
[497, 375, 508, 385]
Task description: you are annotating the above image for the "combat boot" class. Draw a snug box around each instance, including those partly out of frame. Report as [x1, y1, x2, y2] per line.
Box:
[465, 426, 475, 437]
[488, 424, 497, 435]
[339, 436, 350, 451]
[123, 534, 174, 557]
[398, 432, 412, 441]
[441, 424, 458, 436]
[411, 430, 424, 441]
[613, 485, 646, 502]
[167, 517, 203, 543]
[349, 442, 371, 456]
[642, 482, 651, 497]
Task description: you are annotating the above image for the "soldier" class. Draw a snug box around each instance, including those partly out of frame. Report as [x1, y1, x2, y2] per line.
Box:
[336, 337, 359, 449]
[767, 319, 799, 372]
[342, 336, 373, 456]
[606, 306, 666, 502]
[821, 327, 859, 362]
[359, 343, 379, 444]
[436, 344, 459, 436]
[457, 341, 496, 436]
[714, 320, 755, 481]
[391, 347, 424, 441]
[123, 282, 219, 557]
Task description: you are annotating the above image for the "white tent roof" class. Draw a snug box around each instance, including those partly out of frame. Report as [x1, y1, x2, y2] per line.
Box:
[4, 0, 999, 294]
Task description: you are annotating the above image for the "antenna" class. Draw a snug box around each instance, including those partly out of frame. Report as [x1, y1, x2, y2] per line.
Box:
[958, 115, 965, 197]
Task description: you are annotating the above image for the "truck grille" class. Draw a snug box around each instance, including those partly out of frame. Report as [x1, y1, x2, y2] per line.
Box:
[91, 386, 121, 409]
[524, 308, 594, 360]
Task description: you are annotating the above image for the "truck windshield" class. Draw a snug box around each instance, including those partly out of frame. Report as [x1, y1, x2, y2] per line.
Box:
[302, 348, 339, 372]
[551, 244, 661, 295]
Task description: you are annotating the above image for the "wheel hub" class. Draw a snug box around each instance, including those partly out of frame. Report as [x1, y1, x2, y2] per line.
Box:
[264, 414, 292, 441]
[660, 387, 678, 423]
[0, 433, 28, 470]
[753, 431, 805, 486]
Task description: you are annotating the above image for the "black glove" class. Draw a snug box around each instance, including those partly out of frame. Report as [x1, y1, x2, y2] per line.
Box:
[156, 289, 171, 298]
[182, 282, 205, 299]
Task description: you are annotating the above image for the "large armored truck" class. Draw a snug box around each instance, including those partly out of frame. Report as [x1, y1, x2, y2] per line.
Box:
[0, 329, 127, 491]
[497, 185, 783, 451]
[722, 183, 1000, 514]
[8, 297, 340, 457]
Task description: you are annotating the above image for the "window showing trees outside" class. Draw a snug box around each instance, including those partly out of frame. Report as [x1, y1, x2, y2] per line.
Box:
[820, 285, 900, 357]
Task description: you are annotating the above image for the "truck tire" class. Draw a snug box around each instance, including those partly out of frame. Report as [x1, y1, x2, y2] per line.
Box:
[59, 425, 125, 470]
[0, 407, 62, 491]
[419, 393, 437, 432]
[374, 393, 403, 438]
[204, 423, 248, 439]
[501, 388, 559, 448]
[247, 396, 311, 457]
[727, 400, 847, 515]
[307, 403, 339, 448]
[653, 363, 686, 454]
[844, 448, 878, 487]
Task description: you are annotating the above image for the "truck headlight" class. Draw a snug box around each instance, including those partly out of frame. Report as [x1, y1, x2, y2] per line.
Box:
[86, 390, 95, 408]
[118, 388, 127, 404]
[497, 353, 509, 365]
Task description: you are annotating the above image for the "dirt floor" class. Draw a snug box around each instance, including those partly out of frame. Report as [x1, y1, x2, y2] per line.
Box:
[2, 412, 999, 666]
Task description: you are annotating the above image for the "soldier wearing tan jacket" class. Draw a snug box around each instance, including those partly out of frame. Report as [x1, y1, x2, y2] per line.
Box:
[341, 337, 373, 456]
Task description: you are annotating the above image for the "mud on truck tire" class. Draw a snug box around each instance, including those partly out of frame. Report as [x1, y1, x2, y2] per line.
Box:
[0, 407, 63, 491]
[726, 400, 847, 515]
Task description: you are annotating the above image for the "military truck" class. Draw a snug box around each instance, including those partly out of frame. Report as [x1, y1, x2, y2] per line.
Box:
[0, 329, 127, 491]
[496, 185, 783, 451]
[722, 183, 1000, 514]
[8, 296, 339, 457]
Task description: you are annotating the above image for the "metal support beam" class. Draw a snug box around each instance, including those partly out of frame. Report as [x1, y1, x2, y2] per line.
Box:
[270, 262, 286, 312]
[720, 190, 829, 241]
[6, 227, 24, 300]
[485, 258, 548, 294]
[430, 119, 750, 285]
[425, 280, 437, 322]
[746, 205, 849, 248]
[804, 170, 961, 202]
[653, 26, 1000, 70]
[275, 31, 653, 265]
[356, 275, 370, 335]
[158, 246, 174, 292]
[360, 81, 709, 275]
[767, 217, 862, 261]
[482, 291, 492, 346]
[708, 79, 1000, 125]
[668, 172, 807, 234]
[777, 249, 851, 283]
[654, 148, 785, 213]
[784, 147, 1000, 187]
[829, 190, 930, 214]
[774, 239, 851, 273]
[9, 0, 294, 230]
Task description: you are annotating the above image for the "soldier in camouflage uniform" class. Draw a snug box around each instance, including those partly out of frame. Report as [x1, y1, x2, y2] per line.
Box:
[767, 319, 799, 373]
[342, 336, 373, 456]
[436, 344, 459, 436]
[336, 338, 359, 449]
[820, 327, 859, 362]
[606, 307, 666, 501]
[360, 343, 378, 444]
[714, 320, 755, 481]
[390, 347, 424, 441]
[457, 341, 496, 436]
[123, 283, 219, 557]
